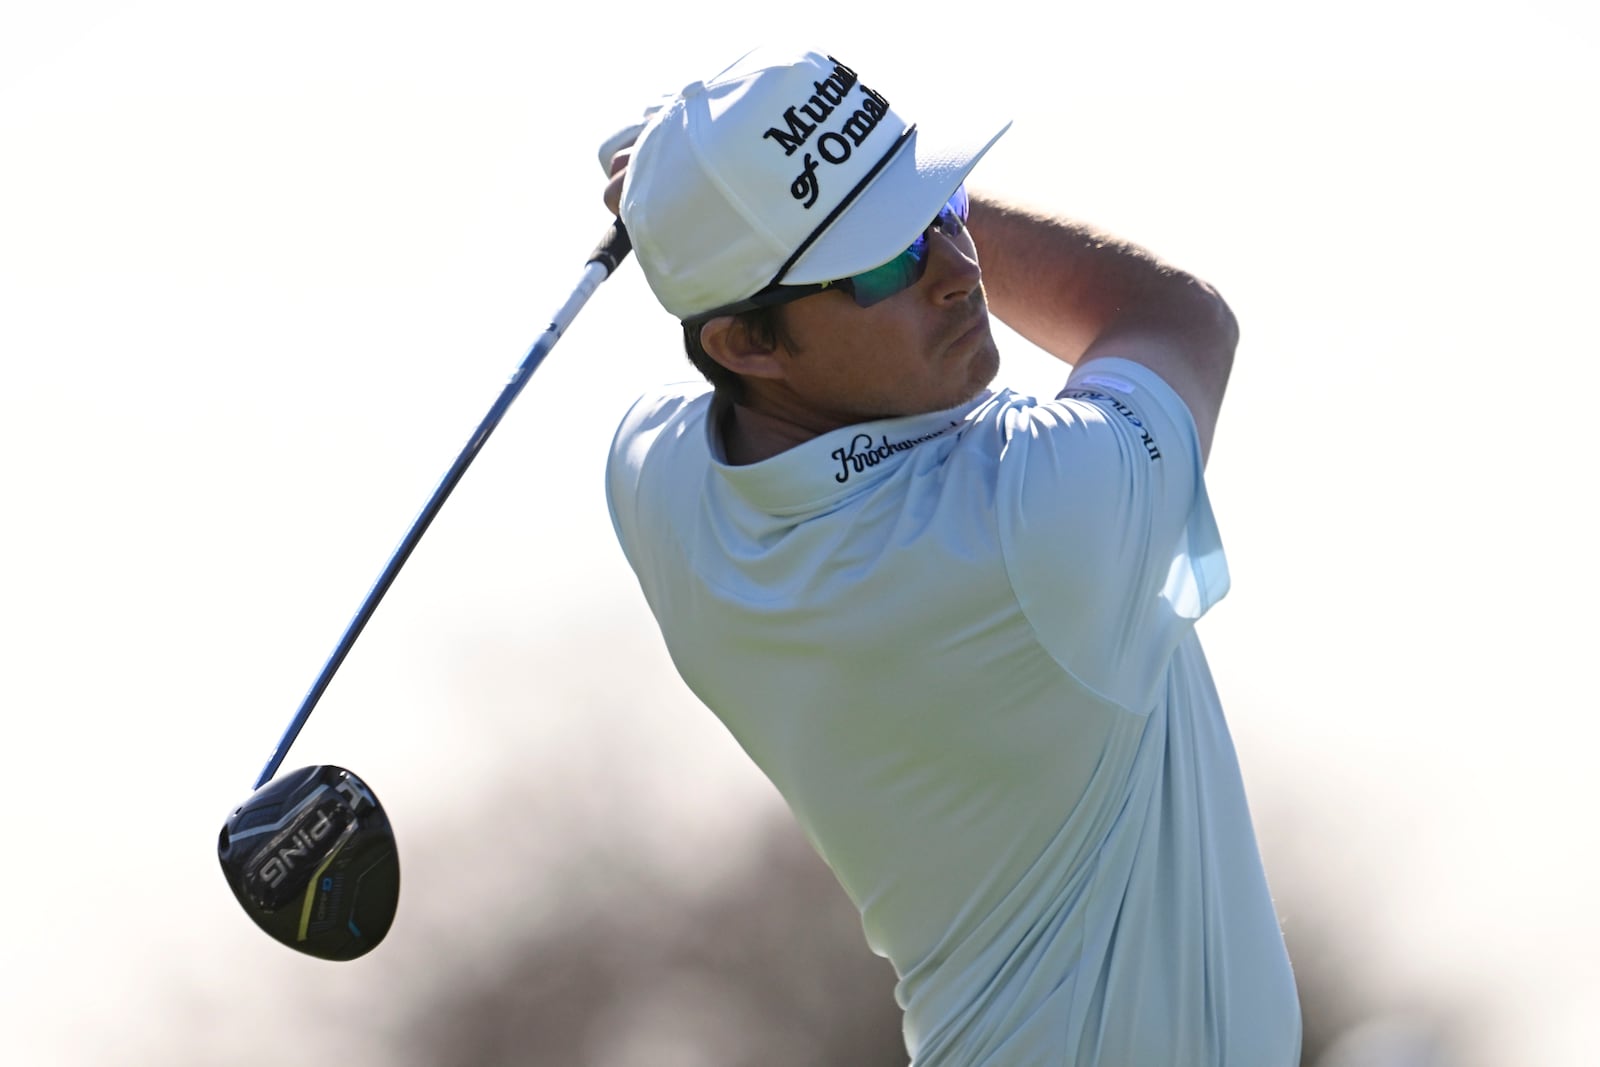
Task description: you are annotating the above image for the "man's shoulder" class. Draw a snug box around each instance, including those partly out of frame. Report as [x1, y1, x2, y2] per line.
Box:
[606, 383, 715, 556]
[617, 381, 714, 434]
[962, 363, 1203, 476]
[610, 382, 714, 463]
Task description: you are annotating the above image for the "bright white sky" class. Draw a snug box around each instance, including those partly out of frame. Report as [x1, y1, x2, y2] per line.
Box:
[2, 2, 1596, 1064]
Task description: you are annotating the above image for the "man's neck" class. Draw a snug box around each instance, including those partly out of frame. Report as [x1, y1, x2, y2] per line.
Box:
[719, 399, 834, 466]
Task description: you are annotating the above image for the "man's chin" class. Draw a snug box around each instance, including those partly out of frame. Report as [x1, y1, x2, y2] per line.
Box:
[968, 334, 1002, 394]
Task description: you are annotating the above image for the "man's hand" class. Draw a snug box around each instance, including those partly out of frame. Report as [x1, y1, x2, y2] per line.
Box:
[603, 142, 631, 218]
[597, 104, 666, 217]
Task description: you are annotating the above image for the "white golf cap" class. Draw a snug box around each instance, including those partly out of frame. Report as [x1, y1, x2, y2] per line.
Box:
[620, 46, 1011, 321]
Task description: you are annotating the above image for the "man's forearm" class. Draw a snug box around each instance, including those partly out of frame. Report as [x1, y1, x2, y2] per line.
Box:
[967, 190, 1236, 368]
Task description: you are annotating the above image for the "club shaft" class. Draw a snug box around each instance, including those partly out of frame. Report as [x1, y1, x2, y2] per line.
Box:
[254, 221, 631, 789]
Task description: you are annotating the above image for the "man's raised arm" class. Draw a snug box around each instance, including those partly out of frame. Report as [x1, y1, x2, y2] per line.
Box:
[967, 191, 1237, 462]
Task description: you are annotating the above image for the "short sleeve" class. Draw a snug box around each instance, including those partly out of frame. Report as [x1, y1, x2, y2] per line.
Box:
[993, 358, 1230, 712]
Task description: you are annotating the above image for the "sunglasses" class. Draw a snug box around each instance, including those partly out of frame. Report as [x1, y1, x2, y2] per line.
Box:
[685, 184, 971, 323]
[833, 184, 971, 307]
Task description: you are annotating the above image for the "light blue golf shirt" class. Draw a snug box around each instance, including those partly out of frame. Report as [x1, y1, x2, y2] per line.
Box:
[606, 357, 1301, 1065]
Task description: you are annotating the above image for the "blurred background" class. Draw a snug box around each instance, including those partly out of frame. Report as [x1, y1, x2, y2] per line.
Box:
[2, 1, 1595, 1064]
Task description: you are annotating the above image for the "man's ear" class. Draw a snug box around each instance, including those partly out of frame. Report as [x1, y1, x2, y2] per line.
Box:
[698, 316, 787, 381]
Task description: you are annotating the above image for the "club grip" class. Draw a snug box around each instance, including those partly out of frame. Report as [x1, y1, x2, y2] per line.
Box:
[587, 217, 632, 276]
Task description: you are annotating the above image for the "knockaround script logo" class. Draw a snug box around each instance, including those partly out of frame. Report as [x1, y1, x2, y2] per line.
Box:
[831, 422, 959, 484]
[1061, 389, 1162, 461]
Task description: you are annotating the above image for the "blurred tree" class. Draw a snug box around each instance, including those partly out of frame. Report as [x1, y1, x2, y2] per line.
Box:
[382, 810, 1443, 1067]
[146, 800, 1468, 1067]
[391, 816, 905, 1067]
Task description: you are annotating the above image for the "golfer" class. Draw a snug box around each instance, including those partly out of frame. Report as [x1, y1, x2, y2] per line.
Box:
[601, 45, 1301, 1066]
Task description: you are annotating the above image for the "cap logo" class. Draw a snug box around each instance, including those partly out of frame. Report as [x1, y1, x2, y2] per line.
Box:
[760, 58, 892, 209]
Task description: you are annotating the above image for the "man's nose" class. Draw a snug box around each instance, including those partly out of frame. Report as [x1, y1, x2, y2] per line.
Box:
[923, 226, 981, 304]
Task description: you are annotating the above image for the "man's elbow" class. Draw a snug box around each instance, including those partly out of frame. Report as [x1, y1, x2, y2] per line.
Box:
[1196, 277, 1240, 355]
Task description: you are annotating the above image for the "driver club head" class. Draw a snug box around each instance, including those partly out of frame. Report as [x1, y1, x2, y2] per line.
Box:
[218, 765, 400, 961]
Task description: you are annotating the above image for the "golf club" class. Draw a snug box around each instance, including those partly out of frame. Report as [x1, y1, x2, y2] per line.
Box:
[219, 219, 633, 960]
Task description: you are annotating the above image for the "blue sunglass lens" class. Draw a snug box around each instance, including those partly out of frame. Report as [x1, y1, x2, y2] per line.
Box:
[843, 185, 970, 307]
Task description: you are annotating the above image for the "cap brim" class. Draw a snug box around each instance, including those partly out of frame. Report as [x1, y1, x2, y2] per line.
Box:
[778, 117, 1012, 286]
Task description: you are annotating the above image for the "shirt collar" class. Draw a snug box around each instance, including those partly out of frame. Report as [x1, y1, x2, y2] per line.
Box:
[708, 392, 991, 515]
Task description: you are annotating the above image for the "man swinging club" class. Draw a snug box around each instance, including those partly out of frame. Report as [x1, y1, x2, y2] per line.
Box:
[601, 45, 1301, 1066]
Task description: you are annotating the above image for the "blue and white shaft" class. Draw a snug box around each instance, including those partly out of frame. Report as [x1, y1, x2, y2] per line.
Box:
[254, 221, 632, 789]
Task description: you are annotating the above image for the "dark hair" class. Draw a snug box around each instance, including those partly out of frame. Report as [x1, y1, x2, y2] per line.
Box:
[680, 306, 790, 404]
